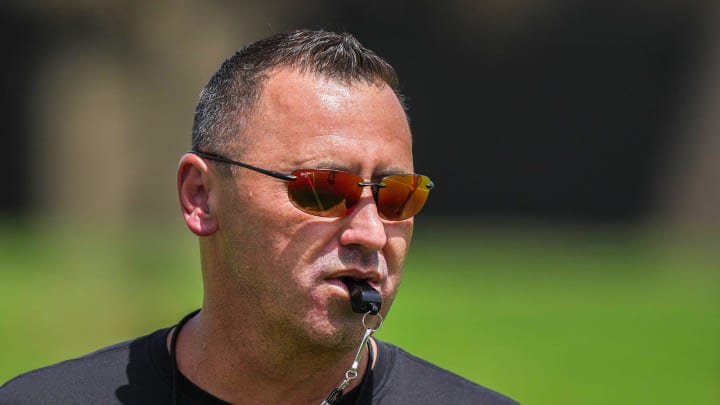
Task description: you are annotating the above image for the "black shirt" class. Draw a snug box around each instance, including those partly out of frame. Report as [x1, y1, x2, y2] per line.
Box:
[0, 324, 518, 404]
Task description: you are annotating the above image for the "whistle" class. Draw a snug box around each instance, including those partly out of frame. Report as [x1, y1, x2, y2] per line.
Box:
[341, 278, 382, 315]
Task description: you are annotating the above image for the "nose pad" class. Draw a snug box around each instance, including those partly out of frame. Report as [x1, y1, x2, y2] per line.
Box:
[339, 190, 387, 252]
[356, 181, 384, 219]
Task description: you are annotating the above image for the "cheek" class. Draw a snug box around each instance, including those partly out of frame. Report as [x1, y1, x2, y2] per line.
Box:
[215, 181, 299, 274]
[250, 205, 338, 283]
[385, 221, 414, 268]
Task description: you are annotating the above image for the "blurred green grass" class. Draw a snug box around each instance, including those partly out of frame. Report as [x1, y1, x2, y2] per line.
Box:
[1, 221, 718, 404]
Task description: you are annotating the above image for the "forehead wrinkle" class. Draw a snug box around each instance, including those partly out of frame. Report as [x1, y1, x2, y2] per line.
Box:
[288, 131, 413, 172]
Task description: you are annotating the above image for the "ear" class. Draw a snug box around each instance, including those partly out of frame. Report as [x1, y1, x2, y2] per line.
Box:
[177, 153, 218, 236]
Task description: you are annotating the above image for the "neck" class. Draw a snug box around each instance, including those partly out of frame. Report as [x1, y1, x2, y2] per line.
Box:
[168, 309, 373, 405]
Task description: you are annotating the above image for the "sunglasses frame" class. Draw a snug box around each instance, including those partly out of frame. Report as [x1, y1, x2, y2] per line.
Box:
[190, 150, 298, 182]
[188, 149, 432, 220]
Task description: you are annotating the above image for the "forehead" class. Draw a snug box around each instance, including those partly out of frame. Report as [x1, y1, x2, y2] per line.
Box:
[240, 68, 413, 174]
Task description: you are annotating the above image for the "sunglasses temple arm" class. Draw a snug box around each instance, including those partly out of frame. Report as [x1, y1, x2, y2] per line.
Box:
[188, 150, 296, 181]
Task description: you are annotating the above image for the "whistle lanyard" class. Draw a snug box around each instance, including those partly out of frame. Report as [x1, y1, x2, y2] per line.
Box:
[170, 309, 200, 405]
[320, 311, 383, 405]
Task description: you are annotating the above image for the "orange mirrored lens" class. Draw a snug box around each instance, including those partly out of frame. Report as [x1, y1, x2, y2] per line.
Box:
[287, 170, 363, 217]
[376, 175, 433, 220]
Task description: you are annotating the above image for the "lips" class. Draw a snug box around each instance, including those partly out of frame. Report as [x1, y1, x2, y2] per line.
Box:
[325, 277, 352, 295]
[321, 274, 384, 316]
[323, 272, 381, 292]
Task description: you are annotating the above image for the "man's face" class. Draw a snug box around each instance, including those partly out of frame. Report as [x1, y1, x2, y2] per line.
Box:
[208, 68, 414, 349]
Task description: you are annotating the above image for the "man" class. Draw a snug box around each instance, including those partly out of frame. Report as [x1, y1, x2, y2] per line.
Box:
[0, 30, 517, 404]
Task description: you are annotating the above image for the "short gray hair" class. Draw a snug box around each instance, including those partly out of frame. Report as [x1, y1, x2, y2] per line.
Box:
[191, 29, 406, 155]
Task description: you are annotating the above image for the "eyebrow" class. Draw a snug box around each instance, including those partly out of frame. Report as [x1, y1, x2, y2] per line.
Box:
[298, 160, 413, 179]
[305, 160, 347, 171]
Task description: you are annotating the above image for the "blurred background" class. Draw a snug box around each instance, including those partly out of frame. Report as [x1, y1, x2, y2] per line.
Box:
[1, 1, 718, 404]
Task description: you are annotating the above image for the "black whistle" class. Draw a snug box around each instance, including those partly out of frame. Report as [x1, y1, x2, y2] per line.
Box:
[341, 278, 382, 315]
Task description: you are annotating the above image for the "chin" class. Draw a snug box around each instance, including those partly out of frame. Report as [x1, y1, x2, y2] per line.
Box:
[301, 308, 365, 350]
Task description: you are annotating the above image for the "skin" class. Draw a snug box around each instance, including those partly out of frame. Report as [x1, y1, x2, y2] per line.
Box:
[175, 67, 415, 404]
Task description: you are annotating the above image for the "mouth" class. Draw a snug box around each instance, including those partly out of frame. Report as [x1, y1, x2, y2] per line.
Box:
[324, 274, 380, 293]
[340, 277, 382, 314]
[338, 276, 367, 289]
[321, 273, 385, 315]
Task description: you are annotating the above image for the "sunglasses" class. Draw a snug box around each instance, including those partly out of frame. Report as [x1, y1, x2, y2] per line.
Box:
[190, 150, 434, 221]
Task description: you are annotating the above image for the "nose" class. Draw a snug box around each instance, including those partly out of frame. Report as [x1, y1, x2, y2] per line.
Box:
[339, 194, 387, 253]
